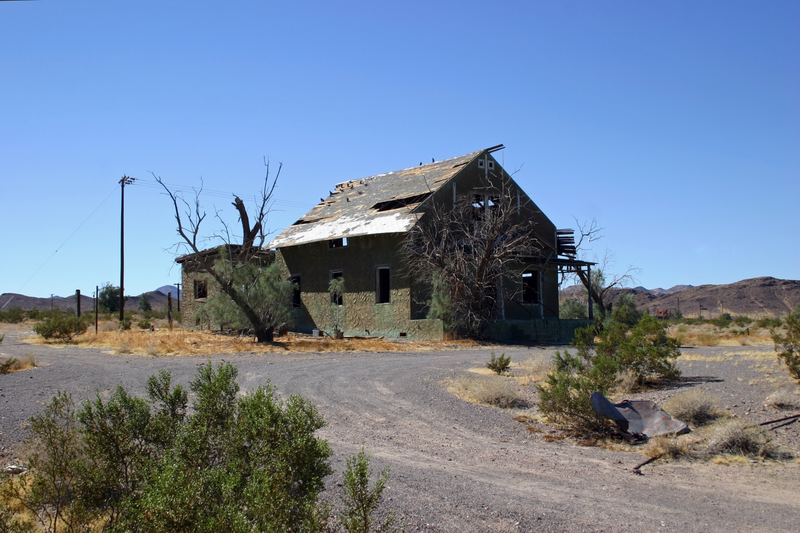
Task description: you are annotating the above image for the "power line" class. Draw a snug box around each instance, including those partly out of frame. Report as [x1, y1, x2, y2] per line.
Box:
[19, 184, 117, 291]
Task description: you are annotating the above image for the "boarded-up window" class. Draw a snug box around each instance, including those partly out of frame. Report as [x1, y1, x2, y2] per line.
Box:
[330, 271, 343, 306]
[376, 267, 390, 304]
[290, 275, 301, 308]
[193, 279, 208, 300]
[522, 271, 541, 304]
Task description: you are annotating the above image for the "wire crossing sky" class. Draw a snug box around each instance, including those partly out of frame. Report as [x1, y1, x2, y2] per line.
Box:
[0, 1, 798, 297]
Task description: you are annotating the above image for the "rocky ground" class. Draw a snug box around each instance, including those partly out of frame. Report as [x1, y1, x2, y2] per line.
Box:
[1, 323, 799, 532]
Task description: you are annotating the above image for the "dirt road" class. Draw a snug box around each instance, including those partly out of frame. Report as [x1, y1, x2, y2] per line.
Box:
[1, 326, 798, 532]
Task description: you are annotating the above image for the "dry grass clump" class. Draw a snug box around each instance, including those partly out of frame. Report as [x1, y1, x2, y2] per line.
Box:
[31, 328, 481, 356]
[644, 436, 691, 460]
[764, 388, 800, 410]
[668, 323, 773, 347]
[512, 357, 552, 386]
[663, 390, 722, 427]
[0, 355, 36, 374]
[614, 369, 641, 394]
[705, 419, 790, 460]
[446, 375, 525, 408]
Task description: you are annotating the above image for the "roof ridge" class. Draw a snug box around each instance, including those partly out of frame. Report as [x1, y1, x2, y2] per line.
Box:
[334, 148, 483, 188]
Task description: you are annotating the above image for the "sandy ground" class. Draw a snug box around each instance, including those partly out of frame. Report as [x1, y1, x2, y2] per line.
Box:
[1, 323, 799, 532]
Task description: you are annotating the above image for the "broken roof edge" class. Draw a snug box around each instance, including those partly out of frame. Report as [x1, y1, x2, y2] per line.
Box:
[268, 211, 421, 249]
[175, 245, 274, 264]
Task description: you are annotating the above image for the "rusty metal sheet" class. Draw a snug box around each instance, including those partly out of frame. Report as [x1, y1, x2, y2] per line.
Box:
[591, 392, 689, 437]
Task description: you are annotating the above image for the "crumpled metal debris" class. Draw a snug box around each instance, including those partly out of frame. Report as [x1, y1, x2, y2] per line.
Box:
[4, 463, 27, 475]
[591, 392, 689, 438]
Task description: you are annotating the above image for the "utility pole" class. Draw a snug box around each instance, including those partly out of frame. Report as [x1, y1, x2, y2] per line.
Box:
[76, 289, 81, 317]
[95, 285, 99, 335]
[119, 175, 135, 324]
[175, 283, 181, 312]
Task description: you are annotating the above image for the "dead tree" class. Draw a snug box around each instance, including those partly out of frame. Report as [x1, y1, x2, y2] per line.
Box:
[404, 183, 551, 337]
[156, 161, 281, 342]
[568, 219, 635, 318]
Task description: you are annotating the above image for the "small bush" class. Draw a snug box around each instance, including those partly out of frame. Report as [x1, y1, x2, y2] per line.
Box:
[3, 363, 335, 532]
[137, 319, 153, 330]
[0, 356, 36, 374]
[486, 353, 511, 375]
[539, 315, 681, 434]
[341, 450, 394, 533]
[609, 293, 642, 327]
[772, 307, 800, 380]
[449, 376, 525, 408]
[0, 308, 25, 323]
[119, 317, 132, 330]
[712, 313, 733, 328]
[706, 420, 790, 459]
[757, 317, 782, 329]
[33, 314, 87, 341]
[663, 390, 721, 426]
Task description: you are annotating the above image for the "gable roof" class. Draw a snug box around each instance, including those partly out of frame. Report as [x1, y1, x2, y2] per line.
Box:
[268, 149, 484, 248]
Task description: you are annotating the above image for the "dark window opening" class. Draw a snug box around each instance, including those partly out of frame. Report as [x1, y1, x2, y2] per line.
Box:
[522, 271, 541, 304]
[290, 275, 301, 308]
[193, 279, 208, 299]
[376, 267, 390, 304]
[371, 192, 432, 212]
[329, 237, 348, 248]
[330, 271, 343, 305]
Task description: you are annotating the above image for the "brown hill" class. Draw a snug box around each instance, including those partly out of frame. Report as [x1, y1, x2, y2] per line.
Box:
[0, 291, 170, 313]
[561, 277, 800, 318]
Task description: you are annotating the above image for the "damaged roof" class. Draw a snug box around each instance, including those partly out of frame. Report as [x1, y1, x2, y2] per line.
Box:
[268, 149, 483, 248]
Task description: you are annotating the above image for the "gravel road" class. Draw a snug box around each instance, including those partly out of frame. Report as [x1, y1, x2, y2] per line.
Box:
[1, 325, 798, 532]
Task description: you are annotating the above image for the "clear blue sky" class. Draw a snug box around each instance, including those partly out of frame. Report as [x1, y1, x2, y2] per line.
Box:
[1, 1, 798, 298]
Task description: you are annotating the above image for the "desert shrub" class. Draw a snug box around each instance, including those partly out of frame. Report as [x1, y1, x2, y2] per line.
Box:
[733, 315, 753, 327]
[486, 353, 511, 375]
[33, 314, 87, 341]
[341, 450, 394, 533]
[0, 308, 25, 323]
[539, 315, 680, 433]
[3, 363, 335, 532]
[596, 315, 680, 384]
[706, 420, 790, 460]
[756, 317, 782, 329]
[137, 319, 152, 330]
[449, 376, 525, 408]
[538, 343, 619, 432]
[663, 390, 721, 426]
[559, 298, 587, 320]
[712, 313, 733, 328]
[119, 317, 132, 330]
[609, 293, 642, 327]
[764, 388, 800, 410]
[772, 307, 800, 380]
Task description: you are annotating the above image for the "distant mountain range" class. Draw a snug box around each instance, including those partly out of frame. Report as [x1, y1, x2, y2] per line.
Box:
[0, 288, 175, 312]
[562, 276, 800, 317]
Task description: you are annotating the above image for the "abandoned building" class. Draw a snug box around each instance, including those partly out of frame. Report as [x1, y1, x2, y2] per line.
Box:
[179, 145, 593, 342]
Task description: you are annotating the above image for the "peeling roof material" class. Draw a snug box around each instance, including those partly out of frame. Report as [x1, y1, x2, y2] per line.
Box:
[269, 150, 480, 248]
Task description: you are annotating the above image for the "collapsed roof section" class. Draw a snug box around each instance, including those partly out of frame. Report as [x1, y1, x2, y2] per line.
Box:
[268, 150, 483, 248]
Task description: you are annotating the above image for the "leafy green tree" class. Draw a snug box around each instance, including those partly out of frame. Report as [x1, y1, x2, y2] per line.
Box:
[99, 283, 124, 314]
[196, 260, 293, 337]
